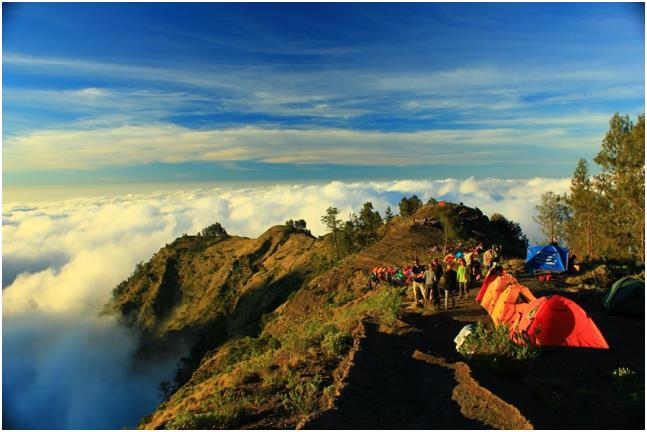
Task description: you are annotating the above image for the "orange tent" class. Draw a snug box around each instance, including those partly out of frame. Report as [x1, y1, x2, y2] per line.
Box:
[515, 296, 609, 349]
[476, 272, 609, 349]
[479, 273, 518, 315]
[490, 284, 537, 327]
[476, 271, 498, 302]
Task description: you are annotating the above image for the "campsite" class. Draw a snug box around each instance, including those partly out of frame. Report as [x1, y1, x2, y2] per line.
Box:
[308, 262, 644, 430]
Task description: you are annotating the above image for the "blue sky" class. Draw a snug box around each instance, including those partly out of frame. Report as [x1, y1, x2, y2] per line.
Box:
[3, 2, 644, 187]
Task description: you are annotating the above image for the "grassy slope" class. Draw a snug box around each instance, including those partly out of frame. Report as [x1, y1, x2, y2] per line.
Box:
[107, 225, 335, 357]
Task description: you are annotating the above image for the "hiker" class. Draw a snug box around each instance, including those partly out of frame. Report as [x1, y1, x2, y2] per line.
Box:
[471, 259, 482, 281]
[411, 258, 426, 306]
[464, 250, 474, 285]
[483, 246, 493, 270]
[425, 258, 442, 307]
[440, 263, 457, 310]
[568, 254, 579, 273]
[433, 258, 443, 306]
[457, 258, 469, 298]
[491, 245, 501, 268]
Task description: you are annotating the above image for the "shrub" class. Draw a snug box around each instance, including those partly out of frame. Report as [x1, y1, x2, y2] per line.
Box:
[165, 411, 238, 429]
[345, 288, 402, 327]
[222, 335, 279, 372]
[281, 372, 322, 416]
[321, 331, 353, 357]
[458, 322, 540, 379]
[612, 367, 644, 403]
[200, 222, 228, 239]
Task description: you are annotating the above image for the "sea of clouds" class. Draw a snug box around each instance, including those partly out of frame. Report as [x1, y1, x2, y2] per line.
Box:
[2, 177, 570, 428]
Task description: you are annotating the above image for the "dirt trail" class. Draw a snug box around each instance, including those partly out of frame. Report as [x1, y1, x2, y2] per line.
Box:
[305, 294, 533, 430]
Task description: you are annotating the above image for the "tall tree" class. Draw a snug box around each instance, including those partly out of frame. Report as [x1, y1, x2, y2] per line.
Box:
[321, 207, 341, 257]
[566, 159, 602, 259]
[384, 206, 394, 223]
[399, 195, 422, 217]
[534, 191, 570, 243]
[358, 202, 382, 245]
[490, 213, 529, 256]
[594, 113, 645, 261]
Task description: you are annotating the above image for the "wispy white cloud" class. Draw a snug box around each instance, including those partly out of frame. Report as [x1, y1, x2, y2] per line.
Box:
[5, 53, 642, 126]
[4, 123, 600, 171]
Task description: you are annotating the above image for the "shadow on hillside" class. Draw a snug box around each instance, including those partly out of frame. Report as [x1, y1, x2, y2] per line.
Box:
[305, 318, 487, 429]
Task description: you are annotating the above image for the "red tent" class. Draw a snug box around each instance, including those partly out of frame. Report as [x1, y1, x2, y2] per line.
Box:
[515, 296, 609, 349]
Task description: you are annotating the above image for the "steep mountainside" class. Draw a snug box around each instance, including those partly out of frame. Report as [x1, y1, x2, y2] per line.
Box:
[108, 225, 334, 356]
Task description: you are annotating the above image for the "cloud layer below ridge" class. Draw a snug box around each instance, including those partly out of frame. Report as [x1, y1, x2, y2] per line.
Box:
[2, 177, 569, 428]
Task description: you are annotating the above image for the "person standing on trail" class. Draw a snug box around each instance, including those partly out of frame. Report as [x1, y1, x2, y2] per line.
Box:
[440, 263, 457, 310]
[483, 246, 493, 270]
[492, 245, 501, 268]
[411, 258, 426, 307]
[456, 258, 469, 299]
[425, 260, 439, 308]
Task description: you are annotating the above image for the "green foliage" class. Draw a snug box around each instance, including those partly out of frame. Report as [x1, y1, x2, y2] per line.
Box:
[200, 222, 228, 239]
[384, 206, 394, 223]
[321, 207, 341, 257]
[342, 288, 403, 327]
[533, 192, 571, 243]
[221, 335, 279, 372]
[593, 113, 645, 261]
[611, 367, 644, 403]
[322, 202, 385, 261]
[357, 202, 383, 244]
[459, 322, 540, 379]
[321, 331, 353, 357]
[489, 213, 529, 255]
[280, 372, 323, 416]
[565, 159, 603, 260]
[165, 410, 240, 430]
[285, 219, 311, 235]
[279, 318, 325, 353]
[560, 113, 645, 262]
[398, 195, 423, 217]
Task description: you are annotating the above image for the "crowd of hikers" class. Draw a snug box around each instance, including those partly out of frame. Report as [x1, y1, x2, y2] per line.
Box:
[371, 243, 504, 311]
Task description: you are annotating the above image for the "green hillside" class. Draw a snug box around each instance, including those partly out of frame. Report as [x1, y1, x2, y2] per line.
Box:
[107, 201, 529, 429]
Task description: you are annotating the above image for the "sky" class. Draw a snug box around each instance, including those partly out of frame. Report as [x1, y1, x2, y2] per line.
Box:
[3, 3, 644, 190]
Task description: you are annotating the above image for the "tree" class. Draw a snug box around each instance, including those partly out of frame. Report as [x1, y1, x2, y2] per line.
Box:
[490, 213, 529, 254]
[437, 208, 456, 256]
[593, 113, 645, 261]
[384, 206, 394, 223]
[358, 202, 382, 245]
[565, 159, 604, 260]
[285, 219, 310, 234]
[534, 192, 570, 243]
[399, 195, 423, 217]
[321, 207, 341, 257]
[201, 222, 228, 238]
[337, 214, 359, 257]
[294, 219, 307, 231]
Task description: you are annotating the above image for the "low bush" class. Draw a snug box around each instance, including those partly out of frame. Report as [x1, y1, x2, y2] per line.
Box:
[458, 322, 540, 379]
[612, 367, 644, 403]
[165, 410, 240, 430]
[341, 288, 403, 327]
[321, 331, 353, 357]
[280, 372, 322, 416]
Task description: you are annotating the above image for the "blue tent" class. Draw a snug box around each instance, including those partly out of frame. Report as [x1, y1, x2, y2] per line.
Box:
[525, 245, 569, 273]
